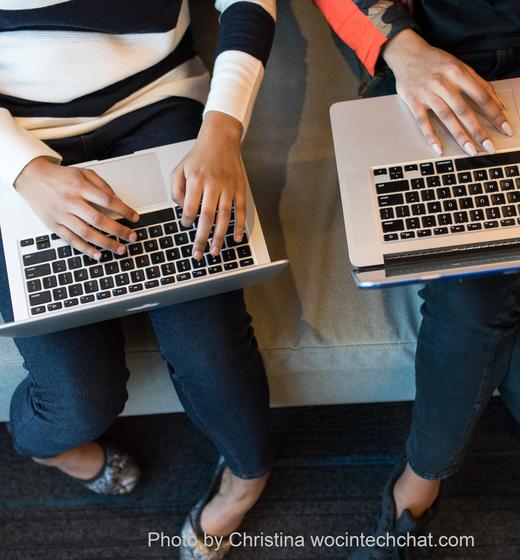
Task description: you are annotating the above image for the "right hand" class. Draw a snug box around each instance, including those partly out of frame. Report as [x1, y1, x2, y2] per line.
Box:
[14, 156, 140, 260]
[383, 29, 513, 156]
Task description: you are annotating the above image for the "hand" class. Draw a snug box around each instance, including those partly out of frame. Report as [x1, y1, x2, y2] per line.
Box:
[171, 111, 246, 261]
[383, 29, 513, 156]
[15, 157, 140, 260]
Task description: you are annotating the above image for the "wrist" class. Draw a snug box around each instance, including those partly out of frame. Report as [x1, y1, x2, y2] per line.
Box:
[200, 111, 243, 143]
[14, 156, 53, 192]
[383, 29, 428, 70]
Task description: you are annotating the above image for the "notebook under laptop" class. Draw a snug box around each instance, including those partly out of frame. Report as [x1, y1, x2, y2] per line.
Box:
[330, 77, 520, 288]
[0, 139, 287, 337]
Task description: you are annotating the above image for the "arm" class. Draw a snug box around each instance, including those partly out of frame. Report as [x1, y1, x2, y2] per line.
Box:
[315, 0, 418, 75]
[171, 0, 276, 260]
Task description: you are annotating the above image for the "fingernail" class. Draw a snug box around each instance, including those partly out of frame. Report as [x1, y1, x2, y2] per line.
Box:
[463, 142, 477, 156]
[235, 233, 243, 243]
[132, 213, 140, 222]
[117, 245, 126, 255]
[94, 252, 102, 261]
[501, 121, 514, 137]
[432, 143, 443, 156]
[211, 247, 219, 256]
[482, 139, 496, 154]
[129, 233, 137, 242]
[193, 250, 202, 260]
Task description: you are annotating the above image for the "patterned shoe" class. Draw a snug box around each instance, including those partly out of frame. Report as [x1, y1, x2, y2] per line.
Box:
[75, 441, 141, 495]
[180, 458, 232, 560]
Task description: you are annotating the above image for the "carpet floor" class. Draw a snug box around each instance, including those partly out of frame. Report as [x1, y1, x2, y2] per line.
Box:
[1, 398, 519, 560]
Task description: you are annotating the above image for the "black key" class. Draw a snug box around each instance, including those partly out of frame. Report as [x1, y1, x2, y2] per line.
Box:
[52, 287, 68, 301]
[422, 216, 436, 228]
[135, 255, 150, 268]
[166, 248, 180, 261]
[174, 233, 189, 245]
[438, 213, 453, 226]
[143, 239, 158, 252]
[508, 191, 520, 203]
[96, 291, 111, 300]
[36, 239, 51, 250]
[389, 166, 403, 180]
[500, 179, 515, 191]
[476, 195, 490, 207]
[175, 206, 183, 219]
[459, 197, 474, 209]
[159, 236, 174, 249]
[209, 265, 223, 274]
[136, 228, 148, 241]
[427, 201, 442, 213]
[378, 194, 404, 207]
[129, 284, 144, 293]
[31, 306, 46, 316]
[411, 203, 426, 215]
[375, 179, 408, 195]
[436, 187, 451, 199]
[470, 209, 485, 221]
[381, 220, 404, 233]
[421, 189, 436, 201]
[426, 176, 441, 188]
[145, 267, 160, 280]
[501, 219, 516, 227]
[380, 208, 394, 220]
[434, 227, 449, 235]
[51, 234, 59, 241]
[23, 248, 56, 267]
[90, 265, 104, 278]
[491, 193, 505, 205]
[58, 272, 73, 286]
[52, 260, 67, 274]
[129, 243, 144, 256]
[452, 185, 467, 197]
[84, 280, 99, 294]
[406, 218, 421, 229]
[115, 273, 130, 286]
[240, 259, 255, 268]
[224, 262, 239, 271]
[373, 168, 387, 176]
[161, 263, 175, 276]
[442, 173, 456, 185]
[164, 222, 178, 235]
[73, 248, 82, 255]
[74, 269, 89, 282]
[80, 295, 96, 304]
[206, 254, 222, 265]
[181, 245, 192, 258]
[43, 275, 58, 289]
[119, 208, 175, 230]
[105, 262, 120, 275]
[67, 257, 82, 270]
[457, 172, 472, 183]
[417, 229, 432, 237]
[193, 269, 208, 278]
[384, 234, 398, 242]
[400, 231, 415, 239]
[435, 160, 454, 174]
[450, 225, 465, 233]
[26, 279, 42, 293]
[237, 246, 252, 259]
[130, 270, 145, 283]
[469, 183, 483, 195]
[29, 291, 51, 306]
[467, 223, 482, 231]
[99, 277, 114, 290]
[176, 273, 191, 282]
[176, 259, 192, 272]
[148, 225, 163, 238]
[484, 181, 499, 193]
[83, 255, 98, 267]
[151, 251, 166, 264]
[411, 178, 425, 189]
[221, 249, 237, 262]
[191, 257, 206, 269]
[505, 165, 519, 177]
[404, 164, 418, 172]
[161, 277, 176, 286]
[113, 288, 128, 297]
[35, 235, 49, 244]
[99, 250, 113, 263]
[144, 280, 160, 289]
[474, 170, 488, 181]
[502, 205, 517, 218]
[486, 207, 500, 220]
[405, 191, 420, 203]
[490, 168, 504, 179]
[420, 162, 435, 176]
[120, 258, 135, 271]
[484, 221, 499, 229]
[68, 284, 83, 297]
[20, 238, 34, 247]
[454, 211, 468, 223]
[48, 302, 63, 312]
[442, 198, 458, 212]
[57, 246, 72, 259]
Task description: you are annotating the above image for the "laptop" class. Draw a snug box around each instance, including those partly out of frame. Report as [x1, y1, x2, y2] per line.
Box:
[330, 76, 520, 288]
[0, 139, 288, 337]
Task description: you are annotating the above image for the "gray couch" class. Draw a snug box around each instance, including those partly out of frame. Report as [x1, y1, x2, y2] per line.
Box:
[0, 1, 422, 421]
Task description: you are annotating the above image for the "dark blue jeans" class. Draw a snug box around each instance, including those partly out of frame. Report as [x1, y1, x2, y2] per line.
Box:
[0, 97, 272, 478]
[337, 40, 520, 479]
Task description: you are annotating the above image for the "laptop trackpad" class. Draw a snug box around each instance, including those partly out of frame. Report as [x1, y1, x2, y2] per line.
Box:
[84, 152, 168, 208]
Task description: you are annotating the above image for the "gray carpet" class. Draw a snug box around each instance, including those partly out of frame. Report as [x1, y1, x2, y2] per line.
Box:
[1, 399, 520, 559]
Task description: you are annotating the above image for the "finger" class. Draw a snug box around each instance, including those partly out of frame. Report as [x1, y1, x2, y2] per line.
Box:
[464, 65, 506, 110]
[170, 162, 187, 207]
[82, 183, 139, 223]
[181, 177, 204, 228]
[211, 194, 233, 256]
[192, 191, 218, 260]
[407, 98, 444, 155]
[54, 224, 102, 261]
[72, 201, 138, 243]
[233, 187, 246, 243]
[65, 214, 127, 255]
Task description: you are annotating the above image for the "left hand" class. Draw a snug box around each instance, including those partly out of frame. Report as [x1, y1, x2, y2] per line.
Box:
[171, 111, 246, 261]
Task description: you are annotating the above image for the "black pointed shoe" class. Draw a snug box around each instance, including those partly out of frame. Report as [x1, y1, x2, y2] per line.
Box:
[349, 462, 437, 560]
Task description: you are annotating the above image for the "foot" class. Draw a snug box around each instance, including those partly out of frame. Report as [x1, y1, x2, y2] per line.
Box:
[34, 441, 104, 479]
[200, 467, 269, 536]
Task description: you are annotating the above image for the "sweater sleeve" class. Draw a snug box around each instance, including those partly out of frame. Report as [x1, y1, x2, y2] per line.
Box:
[0, 108, 62, 189]
[203, 0, 276, 133]
[315, 0, 419, 76]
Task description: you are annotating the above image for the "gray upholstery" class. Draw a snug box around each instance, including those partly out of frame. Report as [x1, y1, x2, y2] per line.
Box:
[0, 1, 422, 421]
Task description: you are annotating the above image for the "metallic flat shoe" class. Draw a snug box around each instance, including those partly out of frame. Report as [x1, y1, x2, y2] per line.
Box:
[75, 441, 141, 495]
[180, 457, 232, 560]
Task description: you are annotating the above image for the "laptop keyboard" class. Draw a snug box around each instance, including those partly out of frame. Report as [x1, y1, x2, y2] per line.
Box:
[19, 207, 255, 317]
[371, 149, 520, 243]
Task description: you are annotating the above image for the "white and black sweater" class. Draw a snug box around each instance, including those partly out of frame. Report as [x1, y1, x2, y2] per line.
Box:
[0, 0, 276, 188]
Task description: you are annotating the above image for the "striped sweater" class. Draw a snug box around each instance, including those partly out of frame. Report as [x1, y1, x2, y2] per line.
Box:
[0, 0, 276, 188]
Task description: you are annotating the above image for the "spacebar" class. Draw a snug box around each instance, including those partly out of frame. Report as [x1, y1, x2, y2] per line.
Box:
[118, 208, 175, 229]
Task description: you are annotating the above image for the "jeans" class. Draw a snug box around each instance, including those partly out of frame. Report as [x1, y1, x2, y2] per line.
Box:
[0, 97, 272, 479]
[337, 39, 520, 479]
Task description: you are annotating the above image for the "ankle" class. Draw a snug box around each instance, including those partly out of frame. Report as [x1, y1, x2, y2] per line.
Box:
[393, 463, 440, 519]
[33, 442, 104, 480]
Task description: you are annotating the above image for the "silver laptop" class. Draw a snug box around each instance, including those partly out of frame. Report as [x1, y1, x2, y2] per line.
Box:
[0, 139, 287, 337]
[330, 77, 520, 288]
